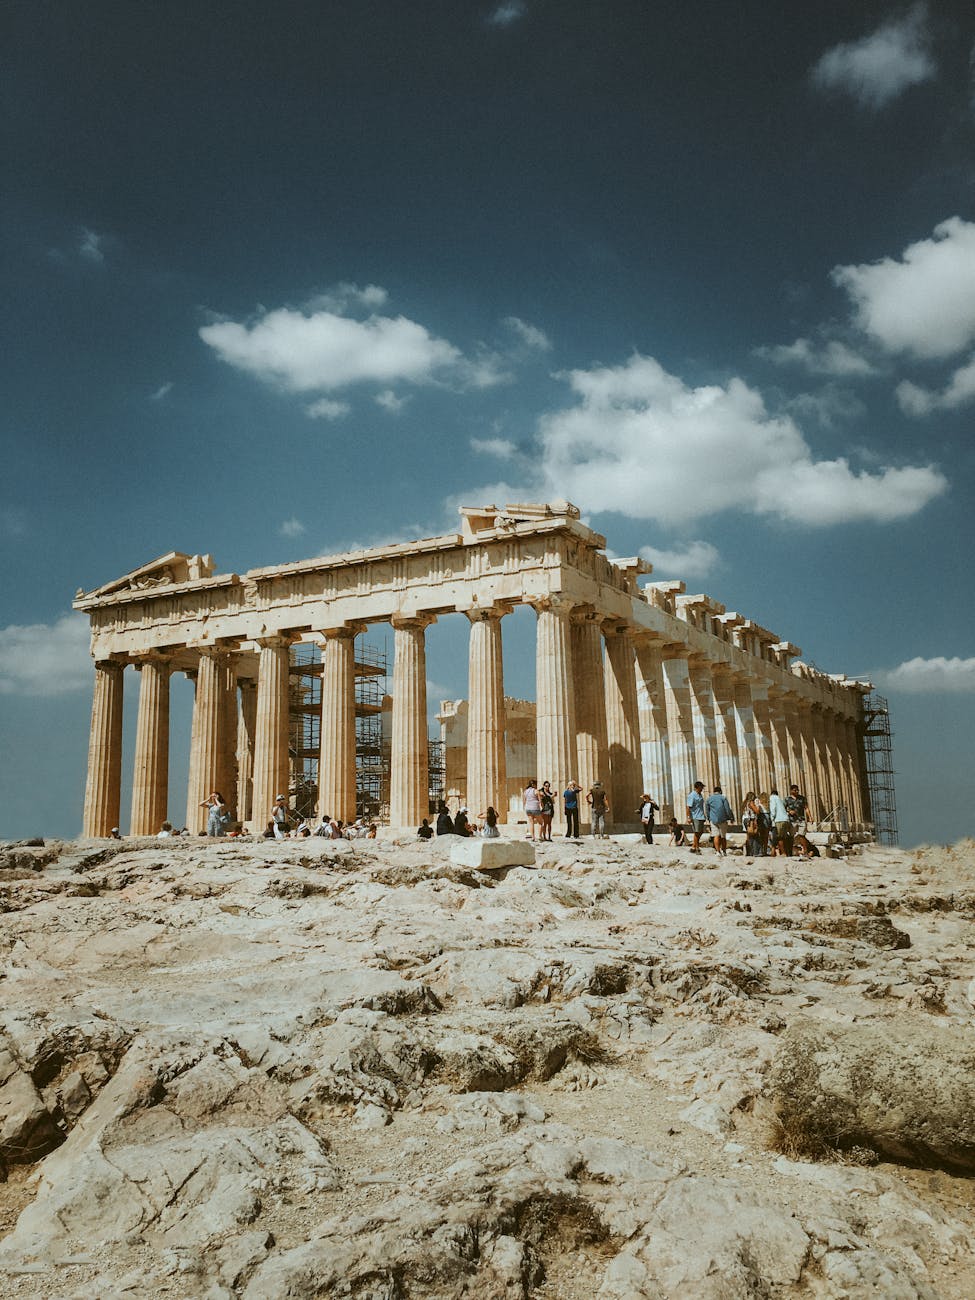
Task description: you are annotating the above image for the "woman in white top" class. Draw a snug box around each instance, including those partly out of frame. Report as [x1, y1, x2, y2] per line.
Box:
[523, 780, 542, 841]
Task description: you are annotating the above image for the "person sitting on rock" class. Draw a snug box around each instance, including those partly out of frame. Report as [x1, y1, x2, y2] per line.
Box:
[418, 818, 434, 840]
[479, 807, 500, 838]
[453, 807, 473, 837]
[668, 818, 687, 847]
[435, 801, 455, 836]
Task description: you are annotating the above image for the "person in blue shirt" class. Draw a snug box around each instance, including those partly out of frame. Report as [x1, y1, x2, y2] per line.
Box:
[705, 785, 734, 856]
[562, 780, 581, 838]
[686, 781, 706, 854]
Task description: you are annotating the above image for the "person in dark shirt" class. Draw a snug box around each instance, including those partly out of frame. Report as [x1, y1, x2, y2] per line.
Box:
[435, 801, 455, 836]
[418, 818, 434, 840]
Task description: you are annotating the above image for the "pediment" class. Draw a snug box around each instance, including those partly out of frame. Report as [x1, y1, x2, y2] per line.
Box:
[85, 552, 215, 598]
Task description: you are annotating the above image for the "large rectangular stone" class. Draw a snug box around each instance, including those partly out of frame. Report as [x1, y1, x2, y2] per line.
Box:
[449, 839, 536, 870]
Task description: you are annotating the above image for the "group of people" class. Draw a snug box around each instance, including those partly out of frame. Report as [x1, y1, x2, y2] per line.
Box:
[426, 802, 501, 839]
[522, 779, 613, 841]
[686, 780, 817, 858]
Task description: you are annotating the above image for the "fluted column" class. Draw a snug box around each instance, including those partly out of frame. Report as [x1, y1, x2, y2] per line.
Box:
[390, 614, 435, 827]
[466, 607, 508, 822]
[749, 679, 776, 794]
[634, 635, 671, 809]
[688, 657, 720, 794]
[836, 713, 858, 826]
[237, 678, 257, 823]
[767, 687, 791, 794]
[811, 705, 834, 820]
[82, 659, 125, 837]
[849, 714, 868, 826]
[661, 646, 697, 816]
[603, 621, 642, 827]
[571, 608, 608, 830]
[534, 598, 576, 832]
[822, 709, 846, 826]
[318, 625, 362, 823]
[130, 653, 172, 835]
[185, 648, 232, 832]
[711, 665, 742, 813]
[732, 675, 760, 804]
[219, 656, 239, 817]
[795, 699, 821, 822]
[252, 636, 293, 832]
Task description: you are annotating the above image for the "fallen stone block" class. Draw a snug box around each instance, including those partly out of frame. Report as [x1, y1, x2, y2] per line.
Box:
[449, 839, 536, 870]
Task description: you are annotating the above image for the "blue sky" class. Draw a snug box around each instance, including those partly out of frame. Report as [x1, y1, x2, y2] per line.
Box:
[1, 0, 972, 845]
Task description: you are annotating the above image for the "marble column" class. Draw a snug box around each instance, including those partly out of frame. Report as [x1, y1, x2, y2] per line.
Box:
[603, 621, 642, 827]
[711, 665, 742, 813]
[821, 709, 846, 826]
[82, 659, 125, 837]
[130, 653, 172, 836]
[466, 607, 508, 822]
[237, 678, 257, 824]
[767, 687, 792, 794]
[732, 675, 760, 802]
[661, 646, 697, 817]
[795, 699, 821, 822]
[389, 615, 435, 828]
[571, 608, 608, 829]
[749, 679, 776, 795]
[810, 705, 835, 820]
[534, 599, 576, 832]
[219, 655, 239, 817]
[318, 626, 361, 823]
[251, 636, 293, 833]
[688, 657, 719, 794]
[634, 635, 671, 810]
[185, 649, 232, 833]
[837, 714, 858, 826]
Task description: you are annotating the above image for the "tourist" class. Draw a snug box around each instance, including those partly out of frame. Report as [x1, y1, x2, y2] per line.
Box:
[686, 781, 706, 854]
[262, 821, 276, 840]
[768, 788, 792, 856]
[453, 807, 473, 837]
[587, 781, 610, 838]
[435, 801, 455, 836]
[705, 785, 733, 856]
[330, 819, 346, 839]
[539, 781, 555, 841]
[793, 833, 820, 859]
[668, 818, 687, 847]
[110, 827, 122, 840]
[524, 779, 542, 840]
[562, 780, 581, 839]
[417, 818, 434, 840]
[786, 784, 811, 832]
[366, 822, 377, 839]
[480, 806, 500, 838]
[315, 814, 332, 837]
[201, 791, 229, 837]
[271, 794, 290, 839]
[742, 792, 763, 856]
[157, 821, 174, 838]
[755, 793, 772, 855]
[638, 794, 659, 844]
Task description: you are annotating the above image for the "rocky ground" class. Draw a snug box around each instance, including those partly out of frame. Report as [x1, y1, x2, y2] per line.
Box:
[2, 830, 975, 1299]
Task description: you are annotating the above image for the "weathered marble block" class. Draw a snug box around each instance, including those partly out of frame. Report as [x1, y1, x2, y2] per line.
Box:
[449, 839, 536, 870]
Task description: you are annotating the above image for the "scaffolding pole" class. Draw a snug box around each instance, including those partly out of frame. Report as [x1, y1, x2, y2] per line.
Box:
[860, 691, 898, 846]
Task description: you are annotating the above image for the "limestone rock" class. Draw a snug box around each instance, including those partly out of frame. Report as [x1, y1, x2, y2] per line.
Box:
[449, 838, 536, 870]
[770, 1017, 975, 1170]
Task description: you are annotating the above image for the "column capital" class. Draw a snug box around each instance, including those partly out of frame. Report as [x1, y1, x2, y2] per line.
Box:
[660, 640, 692, 660]
[463, 601, 513, 624]
[530, 595, 576, 618]
[130, 649, 175, 672]
[253, 632, 299, 650]
[600, 617, 635, 639]
[390, 612, 437, 632]
[93, 656, 126, 675]
[317, 622, 367, 643]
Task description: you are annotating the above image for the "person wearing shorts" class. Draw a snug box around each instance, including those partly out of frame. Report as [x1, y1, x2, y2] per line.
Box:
[524, 779, 542, 840]
[705, 785, 733, 856]
[686, 781, 707, 854]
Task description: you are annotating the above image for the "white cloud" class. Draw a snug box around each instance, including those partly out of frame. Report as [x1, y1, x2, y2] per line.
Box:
[896, 354, 975, 416]
[488, 2, 526, 27]
[811, 5, 935, 108]
[79, 227, 106, 263]
[638, 540, 720, 580]
[508, 353, 946, 527]
[279, 517, 306, 538]
[0, 615, 91, 696]
[471, 436, 517, 458]
[880, 656, 975, 693]
[832, 218, 975, 360]
[305, 282, 388, 312]
[756, 336, 874, 376]
[375, 389, 409, 413]
[149, 382, 173, 402]
[504, 316, 552, 351]
[306, 397, 351, 421]
[201, 298, 465, 393]
[786, 386, 866, 429]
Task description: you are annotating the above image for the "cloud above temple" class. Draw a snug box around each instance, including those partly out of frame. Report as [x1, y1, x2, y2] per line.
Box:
[520, 353, 945, 527]
[878, 656, 975, 693]
[831, 218, 975, 361]
[0, 615, 91, 696]
[199, 284, 513, 401]
[810, 5, 935, 109]
[638, 540, 720, 581]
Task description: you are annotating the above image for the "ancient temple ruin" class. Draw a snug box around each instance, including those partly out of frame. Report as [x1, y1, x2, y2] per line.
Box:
[74, 501, 878, 836]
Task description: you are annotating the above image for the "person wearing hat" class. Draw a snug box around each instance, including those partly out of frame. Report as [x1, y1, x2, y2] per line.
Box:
[271, 794, 291, 839]
[453, 806, 473, 837]
[109, 827, 122, 840]
[587, 781, 610, 838]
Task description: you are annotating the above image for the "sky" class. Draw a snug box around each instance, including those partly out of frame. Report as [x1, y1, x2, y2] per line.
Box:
[1, 0, 973, 846]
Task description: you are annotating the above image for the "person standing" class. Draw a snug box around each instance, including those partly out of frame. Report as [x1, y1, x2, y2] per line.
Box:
[562, 780, 581, 839]
[786, 784, 811, 832]
[768, 787, 792, 856]
[201, 791, 228, 838]
[539, 781, 555, 842]
[742, 792, 763, 857]
[705, 785, 733, 856]
[271, 794, 290, 839]
[587, 781, 610, 838]
[639, 794, 659, 844]
[686, 781, 706, 854]
[524, 779, 542, 841]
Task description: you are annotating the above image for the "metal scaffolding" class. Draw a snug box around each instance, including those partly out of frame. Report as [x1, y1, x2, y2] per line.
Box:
[288, 637, 390, 822]
[861, 692, 898, 846]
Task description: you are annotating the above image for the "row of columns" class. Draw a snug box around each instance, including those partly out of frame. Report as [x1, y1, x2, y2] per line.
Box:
[82, 604, 868, 837]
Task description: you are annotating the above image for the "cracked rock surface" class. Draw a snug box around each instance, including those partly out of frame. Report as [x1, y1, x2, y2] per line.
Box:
[1, 833, 975, 1297]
